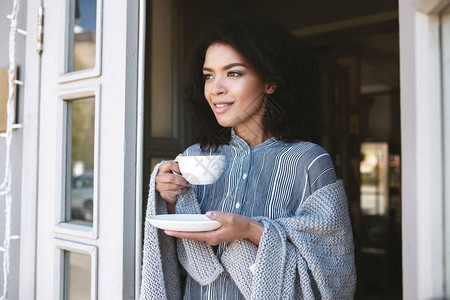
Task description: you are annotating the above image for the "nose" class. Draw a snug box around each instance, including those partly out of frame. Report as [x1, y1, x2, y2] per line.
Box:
[211, 77, 226, 96]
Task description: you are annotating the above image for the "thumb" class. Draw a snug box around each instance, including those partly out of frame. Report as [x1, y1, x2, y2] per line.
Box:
[205, 211, 226, 222]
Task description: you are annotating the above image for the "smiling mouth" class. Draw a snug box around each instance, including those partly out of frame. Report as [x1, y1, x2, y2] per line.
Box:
[215, 103, 232, 108]
[213, 102, 233, 114]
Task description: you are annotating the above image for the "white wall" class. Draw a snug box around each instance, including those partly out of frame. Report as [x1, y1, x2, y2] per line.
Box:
[399, 0, 448, 298]
[0, 1, 26, 299]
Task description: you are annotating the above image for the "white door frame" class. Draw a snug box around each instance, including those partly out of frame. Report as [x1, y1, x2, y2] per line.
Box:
[443, 6, 450, 297]
[19, 0, 42, 297]
[399, 0, 450, 298]
[134, 0, 146, 296]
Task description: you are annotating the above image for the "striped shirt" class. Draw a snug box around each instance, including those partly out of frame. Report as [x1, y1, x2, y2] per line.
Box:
[182, 131, 337, 299]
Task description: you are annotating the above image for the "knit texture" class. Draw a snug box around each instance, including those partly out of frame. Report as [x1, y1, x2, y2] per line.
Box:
[140, 163, 356, 299]
[139, 162, 182, 300]
[140, 162, 224, 300]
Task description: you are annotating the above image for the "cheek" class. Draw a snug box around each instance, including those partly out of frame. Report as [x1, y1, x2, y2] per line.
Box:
[203, 86, 209, 101]
[239, 78, 264, 96]
[236, 83, 264, 103]
[232, 83, 249, 99]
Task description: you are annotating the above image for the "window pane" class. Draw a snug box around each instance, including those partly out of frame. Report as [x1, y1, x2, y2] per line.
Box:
[64, 251, 91, 300]
[68, 0, 97, 72]
[150, 0, 173, 137]
[66, 97, 95, 225]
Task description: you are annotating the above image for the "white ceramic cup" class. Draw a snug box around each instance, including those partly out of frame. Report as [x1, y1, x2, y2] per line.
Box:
[175, 155, 225, 185]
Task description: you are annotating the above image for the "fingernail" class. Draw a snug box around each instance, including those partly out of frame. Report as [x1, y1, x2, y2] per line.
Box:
[205, 211, 212, 218]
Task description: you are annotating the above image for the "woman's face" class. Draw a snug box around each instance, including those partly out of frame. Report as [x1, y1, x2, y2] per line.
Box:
[202, 43, 275, 138]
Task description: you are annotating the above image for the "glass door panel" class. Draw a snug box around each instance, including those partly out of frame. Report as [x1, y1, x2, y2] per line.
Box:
[65, 97, 95, 225]
[67, 0, 98, 72]
[64, 251, 92, 300]
[149, 0, 175, 138]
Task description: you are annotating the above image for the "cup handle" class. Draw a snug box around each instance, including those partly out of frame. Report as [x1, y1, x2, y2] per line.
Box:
[172, 156, 183, 177]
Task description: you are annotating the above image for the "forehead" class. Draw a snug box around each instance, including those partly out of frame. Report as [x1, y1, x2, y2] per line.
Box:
[203, 43, 248, 67]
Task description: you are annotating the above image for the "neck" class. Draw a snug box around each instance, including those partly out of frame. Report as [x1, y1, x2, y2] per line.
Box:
[234, 126, 272, 148]
[233, 100, 272, 148]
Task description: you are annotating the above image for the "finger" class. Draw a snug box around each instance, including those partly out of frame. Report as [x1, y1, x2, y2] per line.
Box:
[158, 160, 181, 174]
[164, 230, 216, 241]
[159, 186, 188, 197]
[205, 211, 228, 223]
[157, 173, 190, 187]
[155, 181, 187, 194]
[157, 181, 189, 191]
[173, 174, 191, 187]
[157, 161, 173, 173]
[171, 163, 182, 176]
[160, 188, 188, 202]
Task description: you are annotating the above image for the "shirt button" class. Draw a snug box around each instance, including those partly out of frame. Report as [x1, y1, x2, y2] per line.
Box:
[242, 173, 247, 179]
[235, 202, 240, 209]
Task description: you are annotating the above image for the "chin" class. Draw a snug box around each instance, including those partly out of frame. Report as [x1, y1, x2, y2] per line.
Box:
[217, 122, 232, 128]
[215, 118, 233, 128]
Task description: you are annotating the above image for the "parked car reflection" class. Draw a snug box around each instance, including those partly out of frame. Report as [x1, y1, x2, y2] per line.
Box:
[71, 171, 93, 223]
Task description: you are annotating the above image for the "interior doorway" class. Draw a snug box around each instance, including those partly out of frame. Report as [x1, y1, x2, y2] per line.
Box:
[142, 1, 401, 298]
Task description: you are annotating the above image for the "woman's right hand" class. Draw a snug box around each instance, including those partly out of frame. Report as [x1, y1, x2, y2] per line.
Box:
[155, 158, 191, 213]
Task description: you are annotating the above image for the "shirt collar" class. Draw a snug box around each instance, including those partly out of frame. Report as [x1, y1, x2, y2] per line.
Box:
[229, 128, 279, 152]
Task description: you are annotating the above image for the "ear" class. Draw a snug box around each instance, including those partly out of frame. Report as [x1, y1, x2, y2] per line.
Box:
[264, 82, 277, 95]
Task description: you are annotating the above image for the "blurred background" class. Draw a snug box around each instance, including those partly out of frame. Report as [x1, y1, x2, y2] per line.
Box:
[142, 1, 402, 299]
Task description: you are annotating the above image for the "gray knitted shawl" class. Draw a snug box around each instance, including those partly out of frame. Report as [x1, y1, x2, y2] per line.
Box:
[140, 162, 356, 299]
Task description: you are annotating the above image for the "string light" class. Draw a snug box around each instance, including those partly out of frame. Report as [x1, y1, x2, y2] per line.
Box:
[1, 0, 23, 298]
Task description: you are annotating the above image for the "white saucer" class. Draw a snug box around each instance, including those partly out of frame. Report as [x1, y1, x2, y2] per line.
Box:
[147, 214, 222, 232]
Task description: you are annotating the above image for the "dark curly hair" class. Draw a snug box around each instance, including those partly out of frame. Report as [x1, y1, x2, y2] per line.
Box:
[184, 13, 322, 151]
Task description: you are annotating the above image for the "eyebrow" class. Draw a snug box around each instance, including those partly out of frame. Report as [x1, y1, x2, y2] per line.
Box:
[202, 63, 248, 72]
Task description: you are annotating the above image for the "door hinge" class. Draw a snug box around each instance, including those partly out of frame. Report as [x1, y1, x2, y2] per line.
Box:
[37, 6, 44, 54]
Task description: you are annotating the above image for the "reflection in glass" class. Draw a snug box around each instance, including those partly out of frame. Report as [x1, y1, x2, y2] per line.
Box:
[68, 0, 97, 72]
[359, 142, 402, 293]
[360, 142, 389, 216]
[66, 97, 95, 225]
[359, 142, 389, 254]
[64, 251, 91, 300]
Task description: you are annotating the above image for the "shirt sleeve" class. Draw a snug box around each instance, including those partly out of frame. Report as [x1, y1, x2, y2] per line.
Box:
[306, 149, 337, 194]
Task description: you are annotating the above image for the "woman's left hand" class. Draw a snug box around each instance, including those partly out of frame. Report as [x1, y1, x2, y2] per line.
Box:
[164, 211, 264, 246]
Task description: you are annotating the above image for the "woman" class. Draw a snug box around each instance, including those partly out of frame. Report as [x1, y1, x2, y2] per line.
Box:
[141, 14, 356, 300]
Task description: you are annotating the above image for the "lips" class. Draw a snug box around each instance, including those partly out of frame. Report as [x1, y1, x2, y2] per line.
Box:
[213, 102, 233, 113]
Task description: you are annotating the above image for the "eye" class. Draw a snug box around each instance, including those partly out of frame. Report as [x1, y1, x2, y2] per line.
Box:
[203, 74, 213, 81]
[227, 71, 242, 78]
